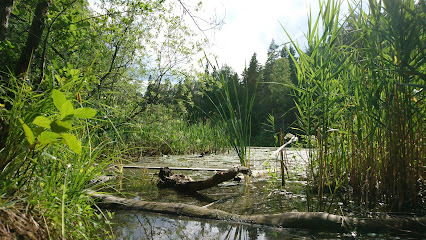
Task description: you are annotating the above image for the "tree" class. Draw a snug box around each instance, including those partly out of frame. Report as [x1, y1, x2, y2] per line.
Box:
[0, 0, 14, 43]
[250, 40, 280, 145]
[0, 0, 54, 165]
[242, 53, 261, 101]
[189, 64, 240, 122]
[14, 0, 53, 78]
[262, 39, 280, 101]
[269, 57, 292, 111]
[241, 53, 263, 141]
[0, 0, 221, 163]
[265, 39, 279, 73]
[1, 0, 53, 102]
[280, 44, 298, 86]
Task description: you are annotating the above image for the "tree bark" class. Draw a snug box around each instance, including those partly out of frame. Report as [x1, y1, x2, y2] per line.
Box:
[157, 166, 251, 192]
[0, 0, 14, 43]
[0, 0, 52, 171]
[87, 189, 426, 235]
[14, 0, 53, 78]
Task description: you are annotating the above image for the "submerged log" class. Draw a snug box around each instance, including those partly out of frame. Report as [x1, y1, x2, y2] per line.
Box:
[157, 166, 251, 192]
[87, 189, 426, 235]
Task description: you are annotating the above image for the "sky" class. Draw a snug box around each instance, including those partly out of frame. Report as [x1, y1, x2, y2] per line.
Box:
[89, 0, 353, 76]
[200, 0, 351, 74]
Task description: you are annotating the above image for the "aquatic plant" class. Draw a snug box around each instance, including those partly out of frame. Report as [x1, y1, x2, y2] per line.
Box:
[202, 62, 259, 167]
[283, 0, 425, 212]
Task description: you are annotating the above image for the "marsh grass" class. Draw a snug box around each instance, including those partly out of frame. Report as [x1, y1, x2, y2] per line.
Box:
[116, 103, 229, 156]
[201, 62, 259, 167]
[283, 0, 425, 212]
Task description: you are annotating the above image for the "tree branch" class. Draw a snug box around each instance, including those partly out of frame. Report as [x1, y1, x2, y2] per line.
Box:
[36, 0, 78, 88]
[14, 0, 53, 78]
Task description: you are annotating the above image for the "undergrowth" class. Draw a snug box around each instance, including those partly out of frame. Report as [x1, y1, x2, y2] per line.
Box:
[0, 76, 114, 239]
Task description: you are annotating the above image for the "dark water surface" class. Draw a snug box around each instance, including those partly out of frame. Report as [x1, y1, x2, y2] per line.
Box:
[112, 210, 346, 239]
[111, 211, 416, 240]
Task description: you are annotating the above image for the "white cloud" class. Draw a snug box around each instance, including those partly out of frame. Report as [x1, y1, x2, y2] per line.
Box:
[202, 0, 350, 75]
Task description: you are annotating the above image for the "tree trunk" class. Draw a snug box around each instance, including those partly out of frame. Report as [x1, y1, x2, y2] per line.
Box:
[14, 0, 53, 78]
[0, 0, 52, 176]
[0, 0, 13, 165]
[87, 189, 426, 235]
[0, 0, 14, 43]
[157, 166, 251, 192]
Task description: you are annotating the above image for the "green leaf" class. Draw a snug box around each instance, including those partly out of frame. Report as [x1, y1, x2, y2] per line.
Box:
[33, 126, 45, 136]
[81, 21, 91, 27]
[74, 108, 97, 118]
[33, 116, 52, 129]
[69, 24, 77, 31]
[38, 131, 60, 145]
[50, 120, 73, 133]
[60, 100, 74, 119]
[52, 89, 67, 111]
[62, 133, 81, 155]
[55, 75, 65, 85]
[22, 123, 35, 145]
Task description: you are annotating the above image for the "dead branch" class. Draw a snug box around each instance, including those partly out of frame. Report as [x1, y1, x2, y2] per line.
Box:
[157, 166, 251, 192]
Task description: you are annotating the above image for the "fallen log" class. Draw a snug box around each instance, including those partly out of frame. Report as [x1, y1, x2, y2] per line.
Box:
[109, 165, 268, 178]
[157, 166, 251, 192]
[87, 189, 426, 235]
[119, 165, 229, 172]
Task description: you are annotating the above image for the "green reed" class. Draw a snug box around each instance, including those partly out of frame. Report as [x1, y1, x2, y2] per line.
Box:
[202, 65, 258, 167]
[283, 0, 425, 212]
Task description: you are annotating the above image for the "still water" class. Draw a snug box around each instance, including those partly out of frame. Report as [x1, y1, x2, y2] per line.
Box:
[107, 148, 423, 239]
[112, 210, 348, 239]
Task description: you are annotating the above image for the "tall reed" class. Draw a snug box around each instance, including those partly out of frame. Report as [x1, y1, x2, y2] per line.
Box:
[202, 63, 259, 167]
[284, 0, 425, 212]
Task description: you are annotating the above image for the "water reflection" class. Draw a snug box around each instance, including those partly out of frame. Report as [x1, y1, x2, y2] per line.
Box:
[109, 148, 417, 239]
[112, 211, 311, 240]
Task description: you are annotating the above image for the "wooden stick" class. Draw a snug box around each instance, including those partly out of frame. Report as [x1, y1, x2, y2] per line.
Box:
[280, 129, 285, 186]
[118, 165, 228, 172]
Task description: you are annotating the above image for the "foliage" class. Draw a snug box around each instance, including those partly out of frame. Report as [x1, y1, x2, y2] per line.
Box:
[0, 76, 113, 238]
[121, 103, 228, 155]
[0, 0, 225, 238]
[1, 0, 423, 237]
[269, 57, 293, 114]
[198, 62, 258, 167]
[22, 89, 96, 155]
[283, 0, 425, 212]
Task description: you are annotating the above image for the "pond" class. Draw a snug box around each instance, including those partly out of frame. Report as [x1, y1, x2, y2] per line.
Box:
[112, 210, 358, 239]
[109, 148, 312, 214]
[104, 147, 423, 239]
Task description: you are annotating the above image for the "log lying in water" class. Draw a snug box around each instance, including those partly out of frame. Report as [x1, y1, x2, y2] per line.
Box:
[120, 165, 229, 172]
[157, 166, 251, 192]
[87, 189, 426, 234]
